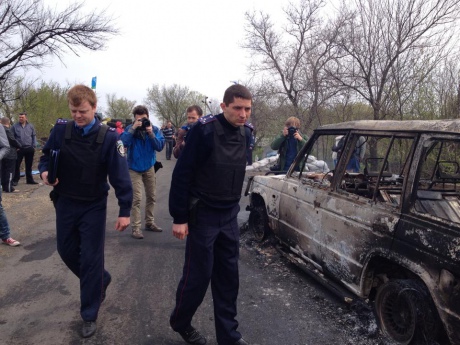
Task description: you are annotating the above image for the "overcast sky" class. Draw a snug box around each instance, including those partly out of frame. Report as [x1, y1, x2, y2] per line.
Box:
[34, 0, 301, 118]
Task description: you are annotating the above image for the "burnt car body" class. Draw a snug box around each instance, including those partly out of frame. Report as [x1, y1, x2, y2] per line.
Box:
[247, 120, 460, 344]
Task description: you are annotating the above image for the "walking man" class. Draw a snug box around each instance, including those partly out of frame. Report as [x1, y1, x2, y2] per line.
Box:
[38, 84, 132, 338]
[12, 112, 38, 185]
[120, 105, 165, 239]
[169, 84, 252, 345]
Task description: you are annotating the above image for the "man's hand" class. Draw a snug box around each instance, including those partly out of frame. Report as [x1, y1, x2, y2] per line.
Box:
[132, 119, 142, 130]
[172, 223, 189, 240]
[115, 217, 130, 231]
[293, 131, 303, 141]
[282, 127, 289, 136]
[146, 125, 153, 135]
[40, 171, 59, 186]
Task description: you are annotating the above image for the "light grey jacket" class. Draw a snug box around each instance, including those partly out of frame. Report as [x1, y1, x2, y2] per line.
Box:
[0, 125, 11, 161]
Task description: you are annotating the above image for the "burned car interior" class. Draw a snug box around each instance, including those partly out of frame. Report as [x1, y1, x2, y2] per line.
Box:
[248, 120, 460, 345]
[294, 132, 460, 223]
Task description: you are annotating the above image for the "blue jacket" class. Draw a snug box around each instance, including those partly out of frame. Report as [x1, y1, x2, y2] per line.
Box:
[120, 124, 165, 172]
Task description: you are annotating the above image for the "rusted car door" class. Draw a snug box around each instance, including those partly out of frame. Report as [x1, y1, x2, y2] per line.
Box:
[276, 174, 325, 267]
[282, 133, 414, 295]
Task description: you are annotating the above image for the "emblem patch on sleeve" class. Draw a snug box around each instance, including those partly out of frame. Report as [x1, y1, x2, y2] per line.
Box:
[116, 140, 126, 157]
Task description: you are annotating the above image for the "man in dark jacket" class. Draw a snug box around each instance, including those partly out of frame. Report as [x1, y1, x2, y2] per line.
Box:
[38, 84, 132, 339]
[1, 117, 21, 192]
[173, 105, 203, 159]
[169, 84, 252, 345]
[12, 112, 38, 185]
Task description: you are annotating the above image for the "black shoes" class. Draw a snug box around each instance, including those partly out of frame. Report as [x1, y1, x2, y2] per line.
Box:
[234, 338, 250, 345]
[12, 180, 38, 185]
[178, 326, 207, 345]
[82, 321, 97, 338]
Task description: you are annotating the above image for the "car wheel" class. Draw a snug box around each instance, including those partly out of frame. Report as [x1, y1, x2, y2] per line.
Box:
[248, 205, 269, 242]
[375, 279, 439, 344]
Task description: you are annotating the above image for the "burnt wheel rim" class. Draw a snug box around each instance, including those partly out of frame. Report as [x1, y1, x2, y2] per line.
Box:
[378, 285, 416, 343]
[249, 208, 266, 242]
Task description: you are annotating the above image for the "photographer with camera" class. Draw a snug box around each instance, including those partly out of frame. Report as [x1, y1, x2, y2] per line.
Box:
[270, 116, 307, 172]
[120, 105, 165, 239]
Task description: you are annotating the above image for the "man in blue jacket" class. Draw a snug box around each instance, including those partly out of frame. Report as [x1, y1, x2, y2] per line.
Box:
[121, 105, 165, 239]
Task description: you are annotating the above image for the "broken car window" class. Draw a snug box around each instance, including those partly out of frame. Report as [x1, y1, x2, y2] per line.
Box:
[414, 139, 460, 223]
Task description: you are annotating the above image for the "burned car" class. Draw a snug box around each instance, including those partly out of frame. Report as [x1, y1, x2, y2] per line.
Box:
[246, 120, 460, 344]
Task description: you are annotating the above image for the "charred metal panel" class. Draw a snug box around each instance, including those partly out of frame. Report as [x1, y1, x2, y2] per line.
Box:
[314, 192, 398, 295]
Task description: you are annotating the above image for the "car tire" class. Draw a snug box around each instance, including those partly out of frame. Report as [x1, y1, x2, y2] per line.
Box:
[248, 205, 269, 242]
[375, 279, 439, 344]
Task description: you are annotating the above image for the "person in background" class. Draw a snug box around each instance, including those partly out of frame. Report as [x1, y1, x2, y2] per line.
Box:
[161, 121, 175, 160]
[347, 136, 366, 172]
[115, 121, 124, 135]
[173, 105, 203, 159]
[0, 124, 20, 247]
[38, 84, 132, 339]
[332, 135, 344, 168]
[1, 117, 21, 192]
[120, 105, 165, 239]
[270, 116, 307, 171]
[169, 84, 253, 345]
[12, 112, 38, 185]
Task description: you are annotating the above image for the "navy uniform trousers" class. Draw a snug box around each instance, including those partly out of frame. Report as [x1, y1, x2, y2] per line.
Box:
[170, 203, 242, 345]
[55, 195, 111, 322]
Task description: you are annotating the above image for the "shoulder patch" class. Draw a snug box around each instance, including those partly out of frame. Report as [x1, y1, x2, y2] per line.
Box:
[101, 123, 116, 132]
[116, 140, 126, 157]
[56, 119, 69, 125]
[199, 114, 217, 125]
[244, 122, 254, 130]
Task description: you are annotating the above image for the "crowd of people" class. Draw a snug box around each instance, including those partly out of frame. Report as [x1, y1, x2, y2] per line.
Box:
[1, 84, 254, 345]
[0, 112, 40, 247]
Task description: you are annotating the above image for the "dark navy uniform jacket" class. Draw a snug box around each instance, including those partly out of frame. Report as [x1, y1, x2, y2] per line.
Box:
[169, 113, 253, 224]
[38, 119, 132, 217]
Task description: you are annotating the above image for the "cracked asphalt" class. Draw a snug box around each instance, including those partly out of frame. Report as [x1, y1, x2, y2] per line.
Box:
[0, 158, 389, 345]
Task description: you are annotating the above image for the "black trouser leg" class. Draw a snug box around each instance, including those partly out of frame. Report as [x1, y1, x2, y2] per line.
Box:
[1, 159, 16, 192]
[13, 151, 24, 183]
[24, 148, 35, 183]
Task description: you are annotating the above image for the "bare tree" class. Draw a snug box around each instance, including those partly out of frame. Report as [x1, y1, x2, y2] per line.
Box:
[105, 93, 136, 119]
[431, 56, 460, 119]
[0, 0, 118, 86]
[327, 0, 460, 121]
[207, 98, 222, 116]
[244, 0, 340, 132]
[144, 84, 205, 128]
[0, 77, 33, 119]
[245, 80, 286, 146]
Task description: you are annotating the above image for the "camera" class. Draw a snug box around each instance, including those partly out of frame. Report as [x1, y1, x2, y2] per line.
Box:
[137, 117, 151, 130]
[288, 126, 298, 136]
